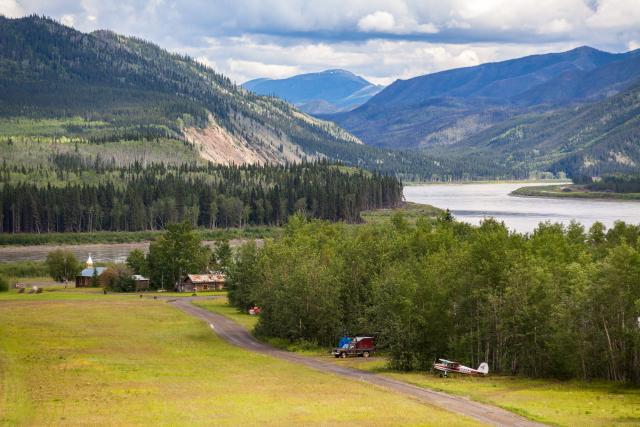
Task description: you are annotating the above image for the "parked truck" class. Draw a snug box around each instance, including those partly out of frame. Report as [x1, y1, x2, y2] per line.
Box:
[332, 336, 376, 358]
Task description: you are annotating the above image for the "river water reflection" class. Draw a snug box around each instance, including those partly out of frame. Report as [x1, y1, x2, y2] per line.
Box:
[404, 182, 640, 233]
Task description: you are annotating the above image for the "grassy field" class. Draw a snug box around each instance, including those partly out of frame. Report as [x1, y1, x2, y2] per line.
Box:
[0, 292, 478, 426]
[200, 298, 640, 427]
[512, 184, 640, 200]
[0, 287, 127, 302]
[193, 298, 259, 330]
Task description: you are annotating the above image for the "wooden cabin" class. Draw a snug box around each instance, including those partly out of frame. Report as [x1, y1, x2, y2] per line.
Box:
[178, 273, 226, 292]
[132, 275, 150, 291]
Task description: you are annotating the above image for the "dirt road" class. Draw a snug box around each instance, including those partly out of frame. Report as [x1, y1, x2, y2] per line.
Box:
[170, 297, 546, 427]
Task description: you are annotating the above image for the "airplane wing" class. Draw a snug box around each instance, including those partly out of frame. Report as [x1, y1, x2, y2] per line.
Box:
[438, 358, 454, 363]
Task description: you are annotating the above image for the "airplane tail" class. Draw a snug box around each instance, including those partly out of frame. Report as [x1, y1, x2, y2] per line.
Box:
[477, 362, 489, 375]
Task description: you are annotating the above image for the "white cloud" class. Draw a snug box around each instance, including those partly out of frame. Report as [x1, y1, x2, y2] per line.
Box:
[3, 0, 639, 83]
[182, 34, 579, 85]
[416, 22, 439, 34]
[539, 18, 572, 34]
[228, 59, 299, 81]
[0, 0, 24, 17]
[358, 11, 396, 33]
[357, 10, 439, 35]
[60, 14, 75, 27]
[586, 0, 640, 28]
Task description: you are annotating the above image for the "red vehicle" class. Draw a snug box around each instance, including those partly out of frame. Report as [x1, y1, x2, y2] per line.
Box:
[332, 336, 376, 358]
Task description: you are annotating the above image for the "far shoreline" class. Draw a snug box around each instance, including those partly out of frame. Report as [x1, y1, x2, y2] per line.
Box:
[403, 179, 570, 186]
[510, 184, 640, 201]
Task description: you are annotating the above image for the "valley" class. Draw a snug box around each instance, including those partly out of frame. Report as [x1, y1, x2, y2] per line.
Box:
[0, 7, 639, 427]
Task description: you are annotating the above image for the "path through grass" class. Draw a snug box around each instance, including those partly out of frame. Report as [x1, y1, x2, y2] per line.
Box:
[0, 296, 476, 426]
[200, 297, 640, 427]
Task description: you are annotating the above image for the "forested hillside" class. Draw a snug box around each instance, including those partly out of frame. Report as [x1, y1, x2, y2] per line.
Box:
[228, 215, 640, 384]
[330, 46, 639, 150]
[0, 160, 402, 233]
[0, 15, 518, 181]
[435, 82, 640, 177]
[327, 46, 640, 178]
[0, 15, 364, 165]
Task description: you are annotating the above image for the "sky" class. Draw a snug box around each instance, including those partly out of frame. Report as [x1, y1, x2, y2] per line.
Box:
[2, 0, 639, 85]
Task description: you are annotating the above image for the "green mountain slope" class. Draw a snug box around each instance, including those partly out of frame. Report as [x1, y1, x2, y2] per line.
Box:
[330, 47, 640, 150]
[0, 16, 368, 164]
[430, 82, 640, 177]
[1, 15, 508, 181]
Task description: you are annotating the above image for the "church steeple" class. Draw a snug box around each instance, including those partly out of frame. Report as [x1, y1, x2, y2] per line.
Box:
[86, 254, 94, 268]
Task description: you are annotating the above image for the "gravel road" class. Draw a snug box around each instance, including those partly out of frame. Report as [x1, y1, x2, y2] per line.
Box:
[170, 297, 546, 427]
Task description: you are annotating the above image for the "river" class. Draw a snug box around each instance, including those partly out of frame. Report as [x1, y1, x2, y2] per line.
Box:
[404, 182, 640, 233]
[2, 182, 639, 262]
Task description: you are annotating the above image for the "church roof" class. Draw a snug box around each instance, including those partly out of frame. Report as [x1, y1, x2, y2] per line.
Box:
[78, 267, 107, 277]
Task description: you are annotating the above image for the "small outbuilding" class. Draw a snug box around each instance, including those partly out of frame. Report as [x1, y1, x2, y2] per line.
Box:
[76, 267, 107, 287]
[132, 274, 150, 291]
[178, 273, 226, 292]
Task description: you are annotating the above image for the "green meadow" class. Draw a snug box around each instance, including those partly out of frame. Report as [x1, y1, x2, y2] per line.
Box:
[0, 289, 477, 426]
[200, 297, 640, 427]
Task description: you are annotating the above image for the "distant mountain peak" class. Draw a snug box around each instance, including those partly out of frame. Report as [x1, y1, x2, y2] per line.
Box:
[331, 45, 640, 151]
[321, 69, 356, 76]
[243, 69, 384, 114]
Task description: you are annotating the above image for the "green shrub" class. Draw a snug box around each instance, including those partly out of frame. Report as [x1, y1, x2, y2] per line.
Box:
[0, 260, 48, 278]
[0, 276, 9, 292]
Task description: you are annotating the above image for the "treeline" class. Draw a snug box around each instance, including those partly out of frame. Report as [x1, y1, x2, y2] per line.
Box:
[573, 175, 640, 193]
[0, 161, 402, 233]
[228, 215, 640, 383]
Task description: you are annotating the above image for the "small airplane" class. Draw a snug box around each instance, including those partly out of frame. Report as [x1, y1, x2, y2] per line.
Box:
[433, 359, 489, 377]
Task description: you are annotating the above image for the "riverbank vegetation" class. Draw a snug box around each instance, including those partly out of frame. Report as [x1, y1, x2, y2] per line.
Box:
[512, 174, 640, 200]
[512, 184, 640, 200]
[227, 214, 640, 384]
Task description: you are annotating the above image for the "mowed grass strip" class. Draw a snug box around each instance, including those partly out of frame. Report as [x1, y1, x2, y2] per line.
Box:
[193, 298, 259, 331]
[0, 287, 134, 302]
[0, 299, 478, 426]
[199, 298, 640, 427]
[379, 373, 640, 427]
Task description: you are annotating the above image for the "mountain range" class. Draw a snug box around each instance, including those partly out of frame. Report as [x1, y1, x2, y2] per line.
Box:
[431, 80, 640, 178]
[243, 70, 383, 114]
[1, 16, 639, 180]
[329, 46, 640, 149]
[0, 16, 470, 181]
[325, 46, 640, 177]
